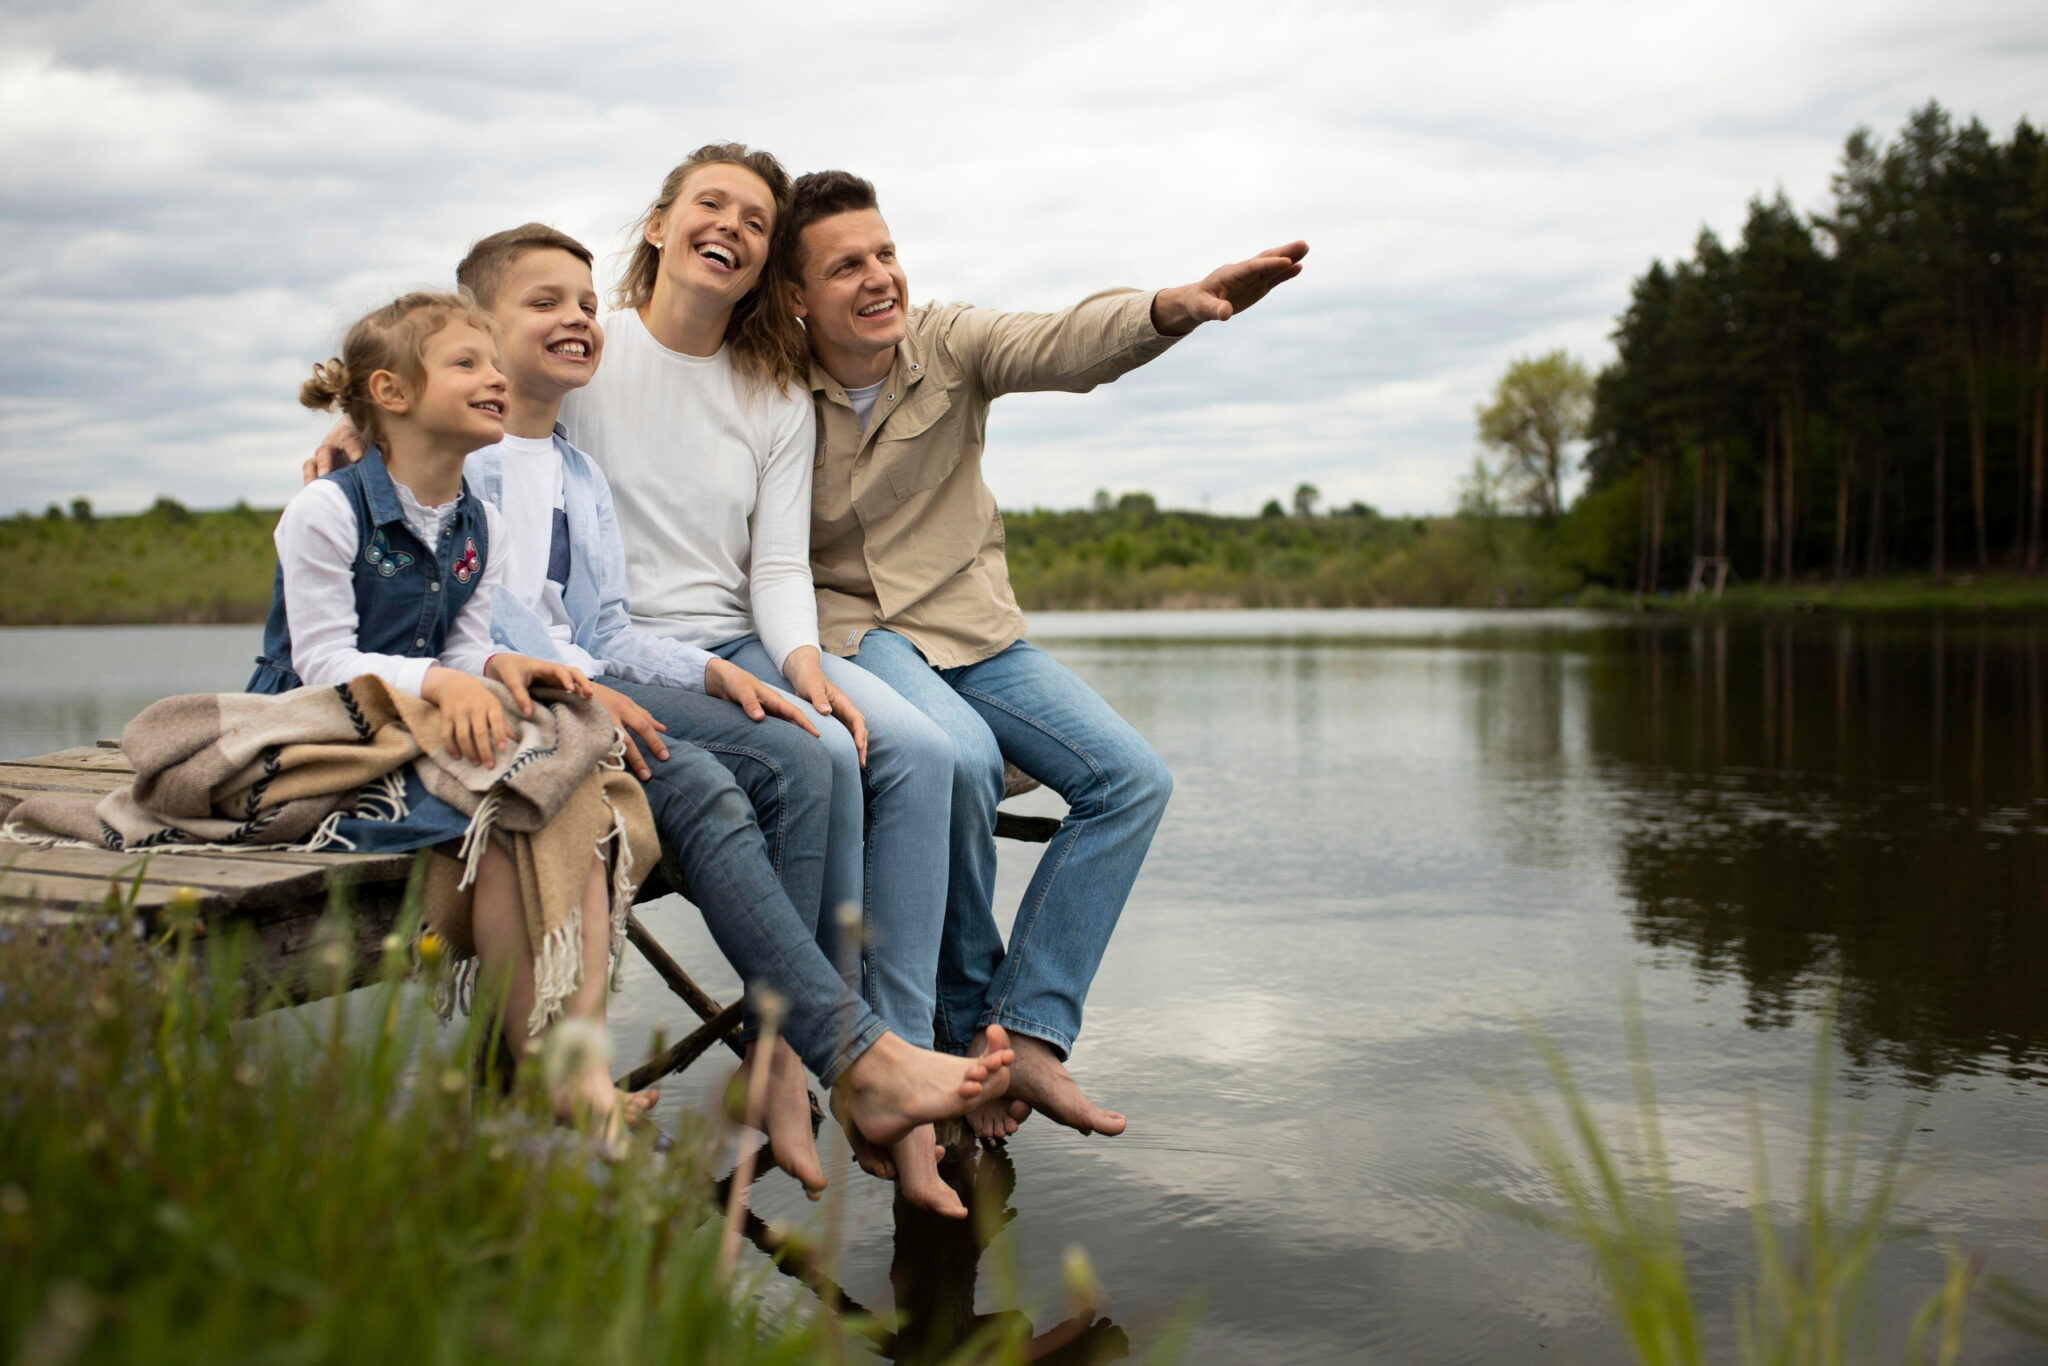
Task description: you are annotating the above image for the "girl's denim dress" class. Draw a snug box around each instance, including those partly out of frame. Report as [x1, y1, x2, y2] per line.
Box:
[246, 450, 493, 853]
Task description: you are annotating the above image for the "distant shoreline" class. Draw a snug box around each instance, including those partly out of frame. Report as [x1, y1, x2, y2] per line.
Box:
[10, 500, 2048, 626]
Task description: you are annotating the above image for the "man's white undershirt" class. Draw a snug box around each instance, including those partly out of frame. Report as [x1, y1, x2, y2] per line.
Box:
[846, 378, 886, 432]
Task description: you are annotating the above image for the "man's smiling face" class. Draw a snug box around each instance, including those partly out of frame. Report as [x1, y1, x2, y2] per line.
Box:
[791, 208, 910, 368]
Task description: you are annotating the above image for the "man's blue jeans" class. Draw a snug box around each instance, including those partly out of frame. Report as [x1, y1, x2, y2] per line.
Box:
[847, 632, 1172, 1057]
[606, 679, 888, 1086]
[717, 637, 953, 1050]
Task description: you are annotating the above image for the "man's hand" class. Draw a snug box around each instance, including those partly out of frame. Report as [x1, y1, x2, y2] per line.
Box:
[777, 646, 868, 766]
[705, 657, 823, 740]
[421, 665, 510, 766]
[484, 653, 594, 720]
[303, 416, 367, 483]
[1151, 241, 1309, 337]
[591, 682, 669, 780]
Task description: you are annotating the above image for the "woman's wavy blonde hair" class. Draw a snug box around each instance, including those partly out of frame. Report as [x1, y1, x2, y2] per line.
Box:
[299, 290, 496, 454]
[612, 143, 809, 395]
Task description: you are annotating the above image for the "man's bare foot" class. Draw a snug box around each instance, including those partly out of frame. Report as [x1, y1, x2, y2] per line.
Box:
[741, 1038, 826, 1197]
[1002, 1034, 1125, 1136]
[966, 1025, 1031, 1141]
[835, 1028, 1014, 1149]
[891, 1125, 964, 1218]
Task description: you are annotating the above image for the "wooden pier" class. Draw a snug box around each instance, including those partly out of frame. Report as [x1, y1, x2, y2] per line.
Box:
[1, 742, 1059, 1092]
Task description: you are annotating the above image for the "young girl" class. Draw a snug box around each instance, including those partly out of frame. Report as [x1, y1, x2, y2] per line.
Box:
[252, 289, 655, 1138]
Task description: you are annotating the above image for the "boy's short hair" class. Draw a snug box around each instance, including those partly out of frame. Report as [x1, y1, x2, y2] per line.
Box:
[456, 223, 594, 310]
[780, 171, 880, 279]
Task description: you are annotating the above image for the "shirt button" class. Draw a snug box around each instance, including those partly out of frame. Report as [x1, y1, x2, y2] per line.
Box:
[429, 581, 441, 593]
[415, 638, 426, 648]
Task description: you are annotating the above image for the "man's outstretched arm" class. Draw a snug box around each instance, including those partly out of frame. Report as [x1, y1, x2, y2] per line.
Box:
[1150, 240, 1309, 337]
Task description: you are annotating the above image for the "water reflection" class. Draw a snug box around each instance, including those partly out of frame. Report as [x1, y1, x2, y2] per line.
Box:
[1579, 619, 2048, 1085]
[732, 1145, 1129, 1365]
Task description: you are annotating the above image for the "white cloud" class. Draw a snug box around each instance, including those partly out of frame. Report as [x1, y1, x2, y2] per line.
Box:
[0, 0, 2041, 516]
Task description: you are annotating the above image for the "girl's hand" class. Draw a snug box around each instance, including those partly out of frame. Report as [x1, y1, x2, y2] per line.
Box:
[704, 657, 820, 739]
[779, 647, 868, 766]
[485, 654, 594, 719]
[589, 682, 669, 780]
[421, 665, 509, 766]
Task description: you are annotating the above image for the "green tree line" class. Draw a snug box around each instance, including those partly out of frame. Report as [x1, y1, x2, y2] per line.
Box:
[1584, 101, 2048, 592]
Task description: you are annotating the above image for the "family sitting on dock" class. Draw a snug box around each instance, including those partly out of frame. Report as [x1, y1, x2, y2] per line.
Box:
[224, 143, 1303, 1214]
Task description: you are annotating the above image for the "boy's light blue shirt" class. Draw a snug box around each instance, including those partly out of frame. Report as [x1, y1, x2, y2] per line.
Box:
[468, 426, 712, 692]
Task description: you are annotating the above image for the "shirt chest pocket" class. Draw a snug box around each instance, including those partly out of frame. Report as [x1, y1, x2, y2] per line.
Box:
[875, 386, 959, 501]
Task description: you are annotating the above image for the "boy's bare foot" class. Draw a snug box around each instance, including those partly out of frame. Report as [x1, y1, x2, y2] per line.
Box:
[966, 1026, 1032, 1141]
[1002, 1034, 1125, 1136]
[835, 1027, 1014, 1149]
[892, 1125, 965, 1218]
[741, 1038, 826, 1197]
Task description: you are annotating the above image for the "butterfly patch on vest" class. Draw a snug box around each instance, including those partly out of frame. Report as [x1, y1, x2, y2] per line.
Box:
[452, 538, 480, 584]
[364, 529, 414, 577]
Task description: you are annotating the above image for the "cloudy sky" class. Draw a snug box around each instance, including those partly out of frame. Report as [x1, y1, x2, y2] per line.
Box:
[1, 0, 2042, 519]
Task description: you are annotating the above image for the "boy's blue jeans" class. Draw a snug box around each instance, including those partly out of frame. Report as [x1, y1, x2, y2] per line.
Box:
[847, 633, 1172, 1058]
[607, 678, 887, 1087]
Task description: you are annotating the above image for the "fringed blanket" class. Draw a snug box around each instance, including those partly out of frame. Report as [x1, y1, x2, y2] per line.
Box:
[0, 675, 658, 1031]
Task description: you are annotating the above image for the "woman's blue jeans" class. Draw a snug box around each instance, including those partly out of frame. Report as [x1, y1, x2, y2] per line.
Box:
[847, 632, 1172, 1058]
[717, 637, 953, 1050]
[606, 678, 887, 1086]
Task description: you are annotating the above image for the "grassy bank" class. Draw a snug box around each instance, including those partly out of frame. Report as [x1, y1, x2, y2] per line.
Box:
[0, 904, 857, 1365]
[0, 500, 277, 625]
[11, 496, 2048, 625]
[1578, 572, 2048, 615]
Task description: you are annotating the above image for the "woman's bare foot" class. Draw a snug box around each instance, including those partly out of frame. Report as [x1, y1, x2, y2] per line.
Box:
[835, 1027, 1014, 1149]
[966, 1026, 1033, 1141]
[741, 1038, 826, 1197]
[1002, 1034, 1125, 1136]
[892, 1125, 965, 1218]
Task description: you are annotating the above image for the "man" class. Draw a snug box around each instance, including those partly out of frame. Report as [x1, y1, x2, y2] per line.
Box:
[781, 170, 1305, 1139]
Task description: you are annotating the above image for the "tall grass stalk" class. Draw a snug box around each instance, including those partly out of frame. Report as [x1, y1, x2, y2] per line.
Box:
[1482, 986, 2004, 1365]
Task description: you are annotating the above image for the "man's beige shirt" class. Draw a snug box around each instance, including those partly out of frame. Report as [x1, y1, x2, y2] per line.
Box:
[809, 288, 1178, 668]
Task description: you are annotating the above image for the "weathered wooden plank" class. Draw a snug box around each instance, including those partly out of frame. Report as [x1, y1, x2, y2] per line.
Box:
[994, 811, 1060, 843]
[618, 1000, 744, 1092]
[1, 847, 343, 911]
[0, 766, 127, 795]
[0, 867, 232, 912]
[6, 747, 134, 773]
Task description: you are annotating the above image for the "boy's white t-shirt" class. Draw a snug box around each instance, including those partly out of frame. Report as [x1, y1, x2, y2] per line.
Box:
[477, 433, 602, 677]
[271, 479, 505, 696]
[559, 310, 819, 671]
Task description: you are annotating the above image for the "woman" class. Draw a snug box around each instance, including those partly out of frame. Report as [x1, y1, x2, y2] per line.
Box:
[558, 144, 969, 1216]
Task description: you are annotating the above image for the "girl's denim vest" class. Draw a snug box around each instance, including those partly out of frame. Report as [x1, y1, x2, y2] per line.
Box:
[247, 450, 492, 694]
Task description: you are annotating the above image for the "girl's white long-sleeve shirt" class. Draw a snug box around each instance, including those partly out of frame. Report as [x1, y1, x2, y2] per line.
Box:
[271, 478, 505, 695]
[559, 310, 820, 671]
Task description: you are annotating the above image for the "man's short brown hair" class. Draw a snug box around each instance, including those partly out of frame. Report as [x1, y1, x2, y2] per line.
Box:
[455, 223, 594, 310]
[780, 171, 880, 279]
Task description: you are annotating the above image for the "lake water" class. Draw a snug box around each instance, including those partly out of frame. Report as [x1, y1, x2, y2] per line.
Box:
[3, 611, 2044, 1363]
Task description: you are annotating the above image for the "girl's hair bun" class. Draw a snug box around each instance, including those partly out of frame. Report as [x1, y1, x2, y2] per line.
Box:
[299, 358, 349, 411]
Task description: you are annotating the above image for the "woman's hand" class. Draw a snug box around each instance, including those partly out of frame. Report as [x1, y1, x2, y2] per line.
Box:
[590, 682, 669, 780]
[421, 665, 511, 766]
[485, 653, 594, 719]
[779, 646, 868, 766]
[705, 657, 821, 739]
